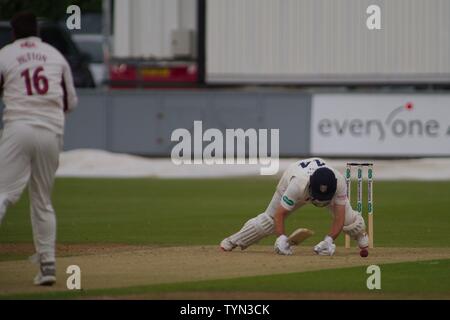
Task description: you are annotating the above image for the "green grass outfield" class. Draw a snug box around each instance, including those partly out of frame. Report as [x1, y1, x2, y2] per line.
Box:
[1, 178, 450, 298]
[1, 178, 449, 246]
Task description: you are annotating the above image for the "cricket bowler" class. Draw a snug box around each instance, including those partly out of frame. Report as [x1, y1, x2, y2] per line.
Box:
[220, 158, 369, 256]
[0, 12, 77, 285]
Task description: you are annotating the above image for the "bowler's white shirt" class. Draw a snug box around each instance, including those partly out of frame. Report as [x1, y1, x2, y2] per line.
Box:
[0, 36, 77, 135]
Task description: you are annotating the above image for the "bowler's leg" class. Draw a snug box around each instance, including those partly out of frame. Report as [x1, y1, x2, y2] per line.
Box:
[0, 125, 31, 225]
[28, 129, 61, 285]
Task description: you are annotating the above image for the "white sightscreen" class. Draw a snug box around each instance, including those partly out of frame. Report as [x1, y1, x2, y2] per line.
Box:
[207, 0, 450, 84]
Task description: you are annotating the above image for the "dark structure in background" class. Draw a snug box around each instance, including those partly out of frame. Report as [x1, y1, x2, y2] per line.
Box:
[196, 0, 205, 86]
[0, 20, 95, 87]
[0, 0, 101, 21]
[0, 0, 101, 87]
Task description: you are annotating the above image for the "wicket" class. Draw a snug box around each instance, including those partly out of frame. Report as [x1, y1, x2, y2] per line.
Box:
[345, 163, 374, 249]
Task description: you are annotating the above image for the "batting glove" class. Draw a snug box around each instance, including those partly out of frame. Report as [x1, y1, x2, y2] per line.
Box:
[274, 235, 293, 256]
[313, 235, 336, 256]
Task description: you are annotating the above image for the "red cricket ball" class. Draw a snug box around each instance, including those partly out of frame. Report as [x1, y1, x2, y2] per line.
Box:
[360, 248, 369, 258]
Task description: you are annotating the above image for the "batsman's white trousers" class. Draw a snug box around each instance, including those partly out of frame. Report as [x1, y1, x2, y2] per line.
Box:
[226, 189, 361, 248]
[0, 122, 62, 263]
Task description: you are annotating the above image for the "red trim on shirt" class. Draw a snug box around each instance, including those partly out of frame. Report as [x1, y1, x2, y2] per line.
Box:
[61, 76, 68, 112]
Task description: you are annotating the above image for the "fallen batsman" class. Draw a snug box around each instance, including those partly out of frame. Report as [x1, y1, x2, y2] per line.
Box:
[220, 158, 369, 257]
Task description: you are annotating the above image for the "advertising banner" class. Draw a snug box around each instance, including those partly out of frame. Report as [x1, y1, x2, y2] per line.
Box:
[311, 94, 450, 156]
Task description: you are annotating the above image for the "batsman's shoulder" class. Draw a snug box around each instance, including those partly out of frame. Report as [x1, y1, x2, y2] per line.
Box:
[288, 175, 306, 190]
[329, 166, 345, 180]
[334, 170, 348, 198]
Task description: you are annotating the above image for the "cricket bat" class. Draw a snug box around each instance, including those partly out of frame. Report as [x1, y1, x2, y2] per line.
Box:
[287, 228, 315, 246]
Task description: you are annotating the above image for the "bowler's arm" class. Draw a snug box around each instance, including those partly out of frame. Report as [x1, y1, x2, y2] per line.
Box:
[62, 59, 78, 113]
[328, 204, 345, 240]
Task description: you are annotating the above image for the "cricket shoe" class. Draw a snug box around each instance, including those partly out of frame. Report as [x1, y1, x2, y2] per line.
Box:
[34, 261, 56, 286]
[356, 232, 369, 250]
[220, 238, 237, 252]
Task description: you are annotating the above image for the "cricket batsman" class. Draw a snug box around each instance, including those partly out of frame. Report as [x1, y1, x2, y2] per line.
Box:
[220, 158, 369, 256]
[0, 12, 77, 285]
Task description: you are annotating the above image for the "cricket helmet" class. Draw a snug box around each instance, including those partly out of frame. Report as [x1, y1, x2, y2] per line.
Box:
[309, 167, 337, 202]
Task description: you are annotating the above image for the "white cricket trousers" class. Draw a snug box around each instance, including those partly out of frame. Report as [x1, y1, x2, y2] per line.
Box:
[0, 122, 62, 263]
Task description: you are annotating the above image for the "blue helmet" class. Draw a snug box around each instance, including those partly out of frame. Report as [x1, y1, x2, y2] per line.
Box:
[309, 167, 337, 201]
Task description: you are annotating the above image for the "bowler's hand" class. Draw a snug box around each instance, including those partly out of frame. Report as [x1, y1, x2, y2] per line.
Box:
[274, 235, 293, 256]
